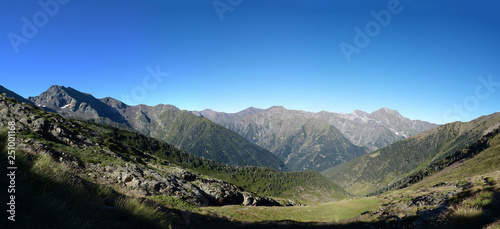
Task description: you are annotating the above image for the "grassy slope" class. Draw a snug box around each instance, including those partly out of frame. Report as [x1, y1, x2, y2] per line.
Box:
[411, 126, 500, 189]
[372, 128, 500, 228]
[322, 113, 500, 195]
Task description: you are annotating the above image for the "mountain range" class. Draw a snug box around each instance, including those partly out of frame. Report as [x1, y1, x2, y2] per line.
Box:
[1, 85, 438, 172]
[25, 85, 285, 170]
[192, 106, 438, 171]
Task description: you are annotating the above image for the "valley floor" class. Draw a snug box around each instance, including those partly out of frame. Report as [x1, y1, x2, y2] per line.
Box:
[200, 197, 381, 222]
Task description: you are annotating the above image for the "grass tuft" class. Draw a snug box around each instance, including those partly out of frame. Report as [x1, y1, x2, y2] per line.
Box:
[452, 205, 484, 220]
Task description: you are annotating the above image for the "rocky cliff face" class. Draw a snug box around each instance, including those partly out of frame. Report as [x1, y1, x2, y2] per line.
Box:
[28, 85, 128, 126]
[315, 108, 439, 151]
[84, 162, 280, 207]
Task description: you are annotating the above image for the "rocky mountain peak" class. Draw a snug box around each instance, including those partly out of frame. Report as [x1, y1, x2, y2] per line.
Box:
[237, 107, 263, 116]
[348, 110, 370, 122]
[27, 85, 128, 125]
[200, 108, 216, 115]
[350, 110, 369, 116]
[372, 107, 402, 117]
[190, 108, 216, 118]
[101, 97, 128, 110]
[47, 84, 64, 92]
[267, 106, 287, 112]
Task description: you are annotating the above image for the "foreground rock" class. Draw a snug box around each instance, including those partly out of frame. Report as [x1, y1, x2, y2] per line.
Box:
[88, 162, 281, 207]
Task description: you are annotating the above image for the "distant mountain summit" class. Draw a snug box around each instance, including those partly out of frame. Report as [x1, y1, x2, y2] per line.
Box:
[191, 106, 439, 171]
[192, 107, 366, 171]
[24, 85, 286, 170]
[311, 107, 439, 151]
[28, 85, 128, 125]
[236, 107, 264, 116]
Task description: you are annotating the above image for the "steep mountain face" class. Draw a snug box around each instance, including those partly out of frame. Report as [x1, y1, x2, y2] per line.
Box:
[311, 108, 439, 151]
[273, 118, 367, 171]
[193, 106, 368, 171]
[104, 99, 285, 169]
[28, 85, 129, 126]
[26, 86, 285, 170]
[192, 106, 437, 171]
[322, 112, 500, 196]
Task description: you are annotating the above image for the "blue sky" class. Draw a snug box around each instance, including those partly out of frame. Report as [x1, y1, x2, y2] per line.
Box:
[1, 0, 499, 124]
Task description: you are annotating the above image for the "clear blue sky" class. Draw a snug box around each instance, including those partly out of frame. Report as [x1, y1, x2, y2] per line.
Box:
[1, 0, 499, 124]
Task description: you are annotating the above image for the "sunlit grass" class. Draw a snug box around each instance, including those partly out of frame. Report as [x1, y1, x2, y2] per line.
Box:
[115, 197, 172, 225]
[486, 220, 500, 229]
[202, 197, 381, 222]
[452, 205, 484, 219]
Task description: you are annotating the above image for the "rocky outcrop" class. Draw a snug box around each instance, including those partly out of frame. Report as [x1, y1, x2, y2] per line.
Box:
[87, 162, 281, 207]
